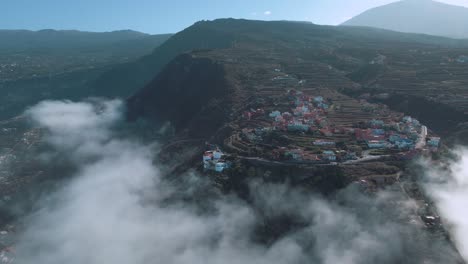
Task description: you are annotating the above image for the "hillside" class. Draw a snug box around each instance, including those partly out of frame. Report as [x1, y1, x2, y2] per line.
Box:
[0, 29, 172, 82]
[124, 22, 468, 258]
[127, 19, 468, 137]
[0, 30, 172, 119]
[342, 0, 468, 39]
[90, 21, 236, 97]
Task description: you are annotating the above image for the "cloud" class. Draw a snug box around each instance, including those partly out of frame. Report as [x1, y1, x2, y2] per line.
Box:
[422, 148, 468, 262]
[11, 99, 462, 264]
[264, 11, 272, 16]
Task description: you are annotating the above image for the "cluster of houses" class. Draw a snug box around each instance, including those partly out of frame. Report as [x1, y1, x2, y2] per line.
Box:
[355, 116, 440, 151]
[202, 147, 230, 173]
[234, 89, 442, 166]
[269, 90, 330, 133]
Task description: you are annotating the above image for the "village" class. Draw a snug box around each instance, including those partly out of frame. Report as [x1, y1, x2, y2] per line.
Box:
[203, 88, 441, 173]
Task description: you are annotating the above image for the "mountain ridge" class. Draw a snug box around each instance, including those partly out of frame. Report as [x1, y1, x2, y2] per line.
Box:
[342, 0, 468, 39]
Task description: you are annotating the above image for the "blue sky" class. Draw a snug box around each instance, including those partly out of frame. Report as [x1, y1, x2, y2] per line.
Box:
[2, 0, 468, 34]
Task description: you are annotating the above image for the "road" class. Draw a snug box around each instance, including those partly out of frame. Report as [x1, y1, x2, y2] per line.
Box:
[416, 125, 428, 149]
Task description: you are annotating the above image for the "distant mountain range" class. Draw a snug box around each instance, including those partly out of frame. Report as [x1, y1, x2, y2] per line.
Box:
[0, 29, 166, 52]
[0, 29, 172, 82]
[0, 29, 172, 119]
[342, 0, 468, 39]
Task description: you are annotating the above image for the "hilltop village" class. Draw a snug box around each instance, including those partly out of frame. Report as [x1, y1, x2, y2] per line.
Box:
[203, 86, 440, 173]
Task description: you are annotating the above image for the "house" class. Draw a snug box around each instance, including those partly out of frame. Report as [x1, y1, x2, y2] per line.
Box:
[303, 153, 321, 162]
[317, 119, 328, 127]
[203, 151, 214, 161]
[215, 162, 228, 172]
[345, 152, 358, 160]
[320, 128, 333, 137]
[282, 112, 293, 121]
[288, 122, 309, 132]
[252, 108, 265, 117]
[389, 134, 406, 143]
[203, 147, 230, 173]
[402, 116, 413, 123]
[275, 115, 284, 122]
[305, 119, 315, 126]
[356, 129, 385, 141]
[367, 140, 388, 149]
[313, 139, 335, 146]
[293, 106, 310, 116]
[428, 137, 440, 147]
[318, 102, 329, 109]
[269, 111, 281, 118]
[370, 119, 385, 128]
[213, 151, 223, 160]
[412, 119, 420, 126]
[394, 138, 415, 149]
[457, 55, 468, 63]
[372, 129, 385, 136]
[314, 96, 324, 103]
[322, 150, 336, 161]
[286, 149, 303, 161]
[332, 127, 344, 134]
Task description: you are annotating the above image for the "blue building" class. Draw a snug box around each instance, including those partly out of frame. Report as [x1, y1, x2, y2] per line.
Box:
[287, 123, 309, 132]
[314, 96, 324, 103]
[370, 119, 385, 128]
[395, 139, 415, 149]
[372, 129, 385, 136]
[215, 162, 228, 172]
[322, 150, 336, 161]
[428, 137, 440, 147]
[389, 134, 403, 143]
[269, 111, 281, 118]
[457, 55, 468, 63]
[318, 102, 329, 109]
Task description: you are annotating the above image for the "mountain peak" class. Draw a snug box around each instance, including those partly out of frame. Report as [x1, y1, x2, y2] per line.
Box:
[342, 0, 468, 39]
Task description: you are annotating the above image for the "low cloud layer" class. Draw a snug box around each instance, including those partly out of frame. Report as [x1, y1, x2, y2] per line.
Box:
[423, 148, 468, 262]
[12, 100, 461, 263]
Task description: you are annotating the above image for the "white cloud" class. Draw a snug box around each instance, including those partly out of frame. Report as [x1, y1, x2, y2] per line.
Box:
[12, 99, 462, 264]
[423, 148, 468, 262]
[264, 10, 272, 16]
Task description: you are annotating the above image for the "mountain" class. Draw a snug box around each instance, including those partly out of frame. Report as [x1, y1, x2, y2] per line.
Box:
[127, 19, 468, 136]
[0, 29, 163, 53]
[122, 21, 468, 259]
[342, 0, 468, 39]
[90, 21, 235, 97]
[0, 29, 172, 82]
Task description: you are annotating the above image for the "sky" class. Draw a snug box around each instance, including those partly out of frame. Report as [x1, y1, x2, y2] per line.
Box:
[1, 0, 468, 34]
